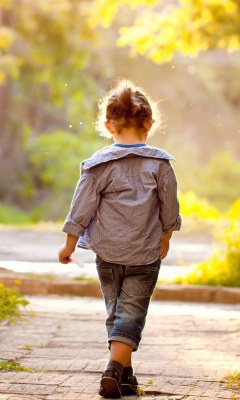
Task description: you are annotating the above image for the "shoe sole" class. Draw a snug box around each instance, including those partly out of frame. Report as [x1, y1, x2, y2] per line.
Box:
[99, 376, 122, 398]
[121, 383, 138, 396]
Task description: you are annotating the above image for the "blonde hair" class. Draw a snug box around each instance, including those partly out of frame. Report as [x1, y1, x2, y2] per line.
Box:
[94, 78, 162, 139]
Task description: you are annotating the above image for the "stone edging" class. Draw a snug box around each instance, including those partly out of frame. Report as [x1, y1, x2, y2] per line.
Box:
[0, 271, 240, 304]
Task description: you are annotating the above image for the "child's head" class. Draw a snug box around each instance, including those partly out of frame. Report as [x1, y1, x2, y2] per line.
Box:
[95, 78, 161, 139]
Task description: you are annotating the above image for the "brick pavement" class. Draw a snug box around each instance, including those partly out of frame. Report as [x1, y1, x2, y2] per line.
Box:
[0, 296, 239, 400]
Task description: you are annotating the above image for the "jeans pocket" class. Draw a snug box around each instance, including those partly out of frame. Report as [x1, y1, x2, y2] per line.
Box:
[97, 266, 118, 300]
[122, 260, 160, 297]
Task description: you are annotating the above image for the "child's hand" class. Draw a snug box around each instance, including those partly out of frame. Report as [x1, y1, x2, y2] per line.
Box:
[58, 244, 74, 264]
[58, 234, 79, 264]
[160, 232, 172, 260]
[160, 240, 169, 260]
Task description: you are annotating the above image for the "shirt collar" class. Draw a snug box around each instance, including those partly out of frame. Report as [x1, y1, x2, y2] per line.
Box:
[112, 143, 147, 148]
[82, 145, 175, 171]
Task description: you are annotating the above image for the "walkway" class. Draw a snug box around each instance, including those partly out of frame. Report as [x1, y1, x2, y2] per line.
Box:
[0, 296, 239, 399]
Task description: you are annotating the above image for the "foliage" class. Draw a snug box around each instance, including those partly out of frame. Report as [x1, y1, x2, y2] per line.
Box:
[136, 378, 154, 396]
[27, 130, 99, 188]
[26, 273, 55, 280]
[23, 129, 102, 219]
[0, 282, 29, 322]
[176, 199, 240, 287]
[179, 191, 220, 220]
[0, 204, 31, 225]
[219, 370, 240, 390]
[229, 394, 239, 399]
[87, 0, 240, 63]
[178, 191, 221, 234]
[0, 360, 32, 372]
[188, 151, 240, 211]
[24, 344, 32, 351]
[0, 0, 105, 208]
[73, 276, 97, 282]
[0, 0, 100, 87]
[85, 0, 157, 29]
[0, 0, 240, 220]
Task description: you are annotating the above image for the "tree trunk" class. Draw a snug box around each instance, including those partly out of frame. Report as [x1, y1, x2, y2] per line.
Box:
[0, 6, 23, 204]
[0, 81, 12, 160]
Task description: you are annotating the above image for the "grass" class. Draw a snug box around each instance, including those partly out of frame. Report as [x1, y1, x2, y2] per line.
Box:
[0, 360, 49, 374]
[73, 276, 98, 282]
[25, 273, 97, 282]
[0, 283, 29, 322]
[0, 205, 31, 225]
[136, 379, 154, 396]
[24, 344, 32, 352]
[0, 360, 32, 372]
[0, 220, 62, 232]
[0, 204, 63, 226]
[26, 273, 55, 280]
[219, 371, 240, 390]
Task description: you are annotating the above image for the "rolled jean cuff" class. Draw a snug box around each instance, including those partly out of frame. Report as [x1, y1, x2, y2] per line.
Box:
[108, 334, 139, 351]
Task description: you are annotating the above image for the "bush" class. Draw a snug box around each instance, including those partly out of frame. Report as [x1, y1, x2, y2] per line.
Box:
[179, 191, 221, 234]
[0, 204, 31, 225]
[179, 191, 220, 220]
[195, 151, 240, 212]
[178, 150, 240, 212]
[0, 282, 29, 322]
[176, 199, 240, 287]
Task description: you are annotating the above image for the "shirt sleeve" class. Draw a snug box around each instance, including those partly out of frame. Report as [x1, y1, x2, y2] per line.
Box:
[62, 173, 99, 237]
[158, 166, 182, 234]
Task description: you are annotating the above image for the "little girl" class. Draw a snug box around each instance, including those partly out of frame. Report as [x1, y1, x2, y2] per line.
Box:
[59, 79, 181, 398]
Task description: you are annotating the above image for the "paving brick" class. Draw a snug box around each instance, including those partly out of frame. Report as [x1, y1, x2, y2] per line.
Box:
[0, 296, 239, 399]
[0, 384, 11, 391]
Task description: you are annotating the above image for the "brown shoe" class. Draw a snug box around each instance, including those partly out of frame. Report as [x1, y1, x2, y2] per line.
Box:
[121, 374, 138, 396]
[99, 368, 122, 399]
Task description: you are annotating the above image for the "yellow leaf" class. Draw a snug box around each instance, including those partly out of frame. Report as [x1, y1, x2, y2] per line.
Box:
[202, 9, 212, 23]
[0, 27, 16, 51]
[225, 1, 238, 13]
[228, 36, 240, 51]
[0, 0, 13, 9]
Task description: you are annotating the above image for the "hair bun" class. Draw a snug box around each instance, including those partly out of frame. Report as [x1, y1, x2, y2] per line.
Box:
[95, 78, 161, 138]
[118, 87, 133, 112]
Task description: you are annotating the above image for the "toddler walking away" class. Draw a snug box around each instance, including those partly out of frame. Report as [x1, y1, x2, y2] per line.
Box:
[58, 78, 181, 399]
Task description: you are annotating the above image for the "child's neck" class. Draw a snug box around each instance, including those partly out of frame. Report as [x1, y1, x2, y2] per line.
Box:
[113, 129, 147, 145]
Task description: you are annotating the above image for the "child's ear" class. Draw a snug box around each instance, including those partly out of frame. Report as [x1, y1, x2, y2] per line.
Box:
[104, 120, 116, 135]
[144, 119, 154, 133]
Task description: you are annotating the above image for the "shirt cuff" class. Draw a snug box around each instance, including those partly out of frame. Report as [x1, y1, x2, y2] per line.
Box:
[162, 215, 182, 234]
[62, 220, 85, 237]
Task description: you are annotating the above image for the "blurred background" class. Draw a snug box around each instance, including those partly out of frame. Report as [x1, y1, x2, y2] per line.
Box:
[0, 0, 239, 287]
[0, 0, 240, 222]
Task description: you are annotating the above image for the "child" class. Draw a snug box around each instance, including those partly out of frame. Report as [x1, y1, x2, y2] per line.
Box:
[58, 79, 181, 399]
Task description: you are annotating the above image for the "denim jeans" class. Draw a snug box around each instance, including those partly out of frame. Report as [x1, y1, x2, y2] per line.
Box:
[96, 255, 161, 351]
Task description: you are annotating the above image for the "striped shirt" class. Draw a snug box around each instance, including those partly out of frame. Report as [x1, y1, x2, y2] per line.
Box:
[62, 144, 181, 265]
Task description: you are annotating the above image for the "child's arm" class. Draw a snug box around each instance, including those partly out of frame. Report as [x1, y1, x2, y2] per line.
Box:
[160, 231, 172, 260]
[59, 171, 99, 264]
[157, 165, 181, 261]
[58, 234, 79, 264]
